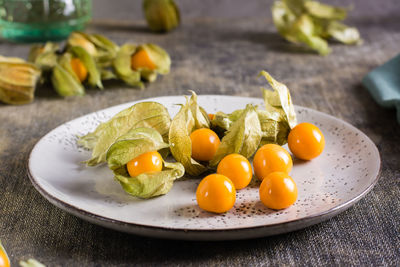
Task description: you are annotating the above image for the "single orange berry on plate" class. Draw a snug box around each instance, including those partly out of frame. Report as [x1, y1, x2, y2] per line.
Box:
[253, 144, 292, 181]
[131, 49, 156, 70]
[196, 174, 236, 213]
[126, 151, 163, 177]
[70, 57, 88, 82]
[259, 172, 298, 210]
[190, 128, 220, 161]
[217, 153, 252, 189]
[288, 122, 325, 160]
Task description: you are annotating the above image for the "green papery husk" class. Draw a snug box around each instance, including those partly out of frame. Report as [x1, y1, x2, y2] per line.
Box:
[139, 44, 171, 75]
[67, 32, 97, 55]
[277, 12, 330, 55]
[291, 14, 330, 55]
[19, 258, 46, 267]
[304, 1, 347, 20]
[140, 69, 157, 83]
[188, 90, 210, 129]
[78, 101, 171, 166]
[257, 110, 291, 146]
[0, 57, 41, 105]
[272, 0, 361, 55]
[51, 63, 85, 97]
[28, 42, 59, 71]
[68, 32, 119, 68]
[209, 104, 262, 166]
[211, 109, 244, 132]
[210, 71, 296, 147]
[100, 68, 117, 80]
[113, 161, 184, 199]
[106, 127, 184, 199]
[273, 1, 329, 55]
[168, 92, 208, 176]
[85, 33, 119, 67]
[260, 70, 297, 129]
[50, 53, 85, 97]
[69, 46, 103, 89]
[272, 1, 298, 41]
[143, 0, 180, 32]
[113, 44, 143, 87]
[211, 109, 290, 146]
[86, 33, 119, 55]
[59, 53, 80, 82]
[106, 127, 170, 170]
[113, 43, 171, 86]
[326, 21, 362, 45]
[282, 0, 305, 16]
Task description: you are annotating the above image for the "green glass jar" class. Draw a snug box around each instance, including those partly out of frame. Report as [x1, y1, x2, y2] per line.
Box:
[0, 0, 91, 42]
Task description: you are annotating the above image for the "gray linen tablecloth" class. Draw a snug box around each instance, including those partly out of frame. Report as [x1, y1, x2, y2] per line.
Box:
[0, 0, 399, 265]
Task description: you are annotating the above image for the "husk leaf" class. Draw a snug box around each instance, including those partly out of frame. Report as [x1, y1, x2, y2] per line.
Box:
[168, 93, 208, 176]
[78, 101, 171, 165]
[209, 104, 262, 166]
[0, 58, 41, 104]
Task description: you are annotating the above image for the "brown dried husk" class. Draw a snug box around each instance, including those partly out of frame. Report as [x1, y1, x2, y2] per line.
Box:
[0, 61, 41, 105]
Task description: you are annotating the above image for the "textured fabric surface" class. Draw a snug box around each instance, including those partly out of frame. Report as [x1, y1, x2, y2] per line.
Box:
[1, 0, 400, 266]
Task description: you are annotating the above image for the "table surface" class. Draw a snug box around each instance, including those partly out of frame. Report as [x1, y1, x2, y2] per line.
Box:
[1, 0, 399, 266]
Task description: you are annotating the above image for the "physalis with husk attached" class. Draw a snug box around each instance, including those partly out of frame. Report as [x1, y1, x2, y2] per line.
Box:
[113, 43, 171, 88]
[272, 0, 362, 55]
[78, 71, 303, 205]
[0, 55, 41, 105]
[22, 31, 172, 100]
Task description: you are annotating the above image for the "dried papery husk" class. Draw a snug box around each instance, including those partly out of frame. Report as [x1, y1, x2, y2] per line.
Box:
[0, 59, 41, 105]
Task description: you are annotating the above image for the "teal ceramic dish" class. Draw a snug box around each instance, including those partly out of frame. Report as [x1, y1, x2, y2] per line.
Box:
[362, 54, 400, 123]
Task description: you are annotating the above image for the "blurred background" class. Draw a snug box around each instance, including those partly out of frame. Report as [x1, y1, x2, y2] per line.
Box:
[1, 0, 398, 43]
[92, 0, 395, 20]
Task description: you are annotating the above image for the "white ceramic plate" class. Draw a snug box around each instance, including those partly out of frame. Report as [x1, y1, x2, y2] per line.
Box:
[28, 95, 381, 240]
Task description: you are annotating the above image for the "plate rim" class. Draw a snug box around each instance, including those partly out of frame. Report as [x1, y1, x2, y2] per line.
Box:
[27, 94, 381, 240]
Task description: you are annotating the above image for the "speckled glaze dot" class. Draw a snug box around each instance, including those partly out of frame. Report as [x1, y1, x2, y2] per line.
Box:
[28, 95, 380, 239]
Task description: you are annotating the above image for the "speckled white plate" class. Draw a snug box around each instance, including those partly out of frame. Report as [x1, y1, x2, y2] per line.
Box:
[28, 95, 380, 240]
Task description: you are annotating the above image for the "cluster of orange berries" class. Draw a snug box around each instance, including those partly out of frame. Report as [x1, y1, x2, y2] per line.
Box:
[193, 122, 325, 213]
[122, 117, 325, 214]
